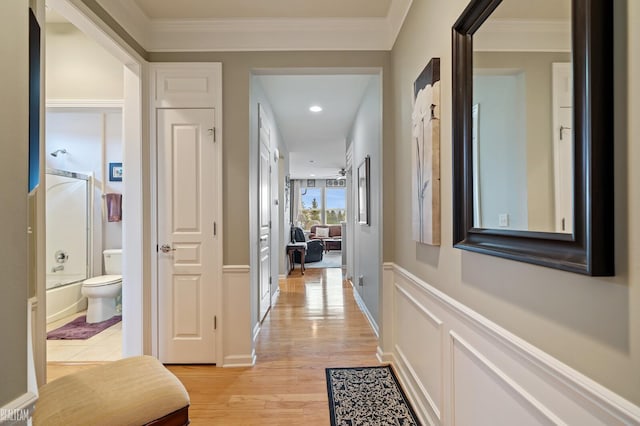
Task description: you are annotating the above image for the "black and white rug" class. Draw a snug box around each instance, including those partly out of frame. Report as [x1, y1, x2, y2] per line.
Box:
[326, 366, 421, 426]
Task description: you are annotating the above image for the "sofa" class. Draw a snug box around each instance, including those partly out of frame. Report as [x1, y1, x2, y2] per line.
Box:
[309, 224, 341, 240]
[291, 226, 324, 263]
[309, 224, 342, 252]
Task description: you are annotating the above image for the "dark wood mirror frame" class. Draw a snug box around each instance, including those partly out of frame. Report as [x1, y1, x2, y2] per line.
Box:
[452, 0, 614, 275]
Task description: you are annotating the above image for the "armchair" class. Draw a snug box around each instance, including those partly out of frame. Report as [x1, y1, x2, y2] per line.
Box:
[291, 226, 324, 263]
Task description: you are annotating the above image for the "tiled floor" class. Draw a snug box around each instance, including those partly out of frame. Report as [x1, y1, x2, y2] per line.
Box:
[46, 311, 122, 362]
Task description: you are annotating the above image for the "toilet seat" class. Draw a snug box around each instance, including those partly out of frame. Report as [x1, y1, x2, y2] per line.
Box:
[83, 274, 122, 287]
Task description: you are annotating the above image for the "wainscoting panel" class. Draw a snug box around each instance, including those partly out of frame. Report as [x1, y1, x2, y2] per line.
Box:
[222, 265, 255, 367]
[382, 265, 640, 426]
[394, 283, 444, 423]
[153, 63, 221, 108]
[450, 332, 561, 425]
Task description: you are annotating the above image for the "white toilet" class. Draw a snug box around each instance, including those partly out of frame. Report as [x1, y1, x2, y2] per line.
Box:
[82, 249, 123, 323]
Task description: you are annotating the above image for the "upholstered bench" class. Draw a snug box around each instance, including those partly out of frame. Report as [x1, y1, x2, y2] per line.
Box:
[33, 356, 190, 426]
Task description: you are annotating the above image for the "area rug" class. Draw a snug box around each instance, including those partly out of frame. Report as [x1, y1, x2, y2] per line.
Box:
[305, 251, 342, 269]
[326, 365, 421, 426]
[47, 315, 121, 340]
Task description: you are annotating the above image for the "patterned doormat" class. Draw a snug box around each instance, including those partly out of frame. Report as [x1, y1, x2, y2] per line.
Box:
[47, 315, 121, 340]
[326, 365, 421, 426]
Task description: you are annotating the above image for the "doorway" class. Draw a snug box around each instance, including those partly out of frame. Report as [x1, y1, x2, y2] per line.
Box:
[249, 69, 383, 354]
[40, 0, 144, 379]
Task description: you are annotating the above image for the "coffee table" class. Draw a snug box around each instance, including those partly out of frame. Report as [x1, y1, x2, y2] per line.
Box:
[324, 238, 342, 252]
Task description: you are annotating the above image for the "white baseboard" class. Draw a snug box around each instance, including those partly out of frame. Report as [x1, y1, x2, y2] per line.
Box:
[222, 351, 256, 368]
[271, 287, 281, 309]
[222, 265, 253, 368]
[252, 321, 261, 343]
[384, 263, 640, 425]
[351, 284, 379, 338]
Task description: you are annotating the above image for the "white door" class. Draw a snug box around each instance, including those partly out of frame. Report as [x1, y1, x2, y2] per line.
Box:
[552, 63, 573, 233]
[158, 108, 217, 363]
[258, 106, 272, 322]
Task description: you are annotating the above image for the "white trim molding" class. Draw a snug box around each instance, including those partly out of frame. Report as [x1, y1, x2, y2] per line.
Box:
[94, 0, 413, 52]
[46, 99, 124, 109]
[222, 265, 254, 367]
[382, 263, 640, 425]
[351, 283, 379, 338]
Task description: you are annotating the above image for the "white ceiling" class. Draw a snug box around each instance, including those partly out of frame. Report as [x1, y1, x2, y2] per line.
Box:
[256, 74, 376, 179]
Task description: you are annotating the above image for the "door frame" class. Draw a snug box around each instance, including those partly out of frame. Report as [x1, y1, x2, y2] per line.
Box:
[149, 63, 224, 364]
[258, 104, 274, 322]
[41, 0, 146, 383]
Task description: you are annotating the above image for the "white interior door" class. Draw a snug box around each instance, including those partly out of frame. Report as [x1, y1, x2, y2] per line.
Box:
[158, 108, 217, 363]
[552, 63, 573, 233]
[259, 106, 272, 322]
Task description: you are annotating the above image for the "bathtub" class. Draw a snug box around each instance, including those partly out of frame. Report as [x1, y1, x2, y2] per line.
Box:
[46, 275, 88, 324]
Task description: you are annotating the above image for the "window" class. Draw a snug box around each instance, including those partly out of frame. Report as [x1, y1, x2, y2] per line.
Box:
[325, 188, 346, 224]
[297, 186, 346, 229]
[299, 187, 322, 230]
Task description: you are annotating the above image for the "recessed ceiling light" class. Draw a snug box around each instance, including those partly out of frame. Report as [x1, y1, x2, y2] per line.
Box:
[309, 105, 323, 113]
[310, 174, 316, 177]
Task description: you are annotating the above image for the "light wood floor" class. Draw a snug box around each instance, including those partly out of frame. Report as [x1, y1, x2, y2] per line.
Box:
[47, 267, 381, 425]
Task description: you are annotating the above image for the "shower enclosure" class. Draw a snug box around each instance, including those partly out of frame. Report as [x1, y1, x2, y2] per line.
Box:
[46, 169, 92, 323]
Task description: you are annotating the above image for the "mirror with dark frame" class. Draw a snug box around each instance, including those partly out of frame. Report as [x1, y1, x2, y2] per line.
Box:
[452, 0, 614, 275]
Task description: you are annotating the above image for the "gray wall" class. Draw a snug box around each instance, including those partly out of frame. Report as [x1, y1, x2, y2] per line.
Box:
[392, 0, 640, 405]
[348, 76, 382, 325]
[0, 0, 30, 406]
[149, 51, 393, 266]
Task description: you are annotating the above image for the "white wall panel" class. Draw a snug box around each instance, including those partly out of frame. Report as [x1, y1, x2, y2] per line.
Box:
[450, 332, 562, 426]
[383, 265, 640, 425]
[395, 283, 444, 422]
[154, 64, 221, 108]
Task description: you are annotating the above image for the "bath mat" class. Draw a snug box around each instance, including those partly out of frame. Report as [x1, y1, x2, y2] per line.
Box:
[47, 315, 121, 340]
[326, 365, 421, 426]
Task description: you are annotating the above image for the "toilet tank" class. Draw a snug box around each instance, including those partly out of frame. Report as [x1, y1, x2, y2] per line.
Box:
[103, 249, 122, 275]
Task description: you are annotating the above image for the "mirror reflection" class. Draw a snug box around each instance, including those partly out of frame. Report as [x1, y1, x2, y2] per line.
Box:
[471, 0, 572, 233]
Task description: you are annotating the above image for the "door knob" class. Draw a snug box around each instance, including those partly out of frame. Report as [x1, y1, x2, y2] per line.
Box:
[160, 244, 176, 253]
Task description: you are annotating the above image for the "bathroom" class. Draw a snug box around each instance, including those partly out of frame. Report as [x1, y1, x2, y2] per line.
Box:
[45, 13, 125, 362]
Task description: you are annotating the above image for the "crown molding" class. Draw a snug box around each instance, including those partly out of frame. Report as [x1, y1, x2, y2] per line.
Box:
[94, 0, 412, 52]
[387, 0, 413, 48]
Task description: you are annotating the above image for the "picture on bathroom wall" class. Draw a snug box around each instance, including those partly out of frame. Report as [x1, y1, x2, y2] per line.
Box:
[411, 58, 441, 245]
[109, 162, 123, 182]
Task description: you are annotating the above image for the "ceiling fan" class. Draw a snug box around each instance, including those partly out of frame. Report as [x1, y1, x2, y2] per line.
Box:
[324, 169, 347, 186]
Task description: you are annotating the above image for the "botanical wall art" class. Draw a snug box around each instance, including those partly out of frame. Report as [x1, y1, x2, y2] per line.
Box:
[411, 58, 441, 245]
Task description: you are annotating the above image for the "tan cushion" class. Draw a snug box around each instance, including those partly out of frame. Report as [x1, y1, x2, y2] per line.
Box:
[34, 356, 189, 426]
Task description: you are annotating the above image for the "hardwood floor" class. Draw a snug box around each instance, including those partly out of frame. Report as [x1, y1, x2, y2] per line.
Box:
[47, 268, 381, 425]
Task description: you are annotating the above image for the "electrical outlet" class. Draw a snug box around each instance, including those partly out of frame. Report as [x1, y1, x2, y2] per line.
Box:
[498, 213, 509, 227]
[358, 275, 364, 286]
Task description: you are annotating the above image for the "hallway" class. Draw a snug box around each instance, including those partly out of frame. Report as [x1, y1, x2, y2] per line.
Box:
[47, 268, 380, 425]
[171, 268, 380, 424]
